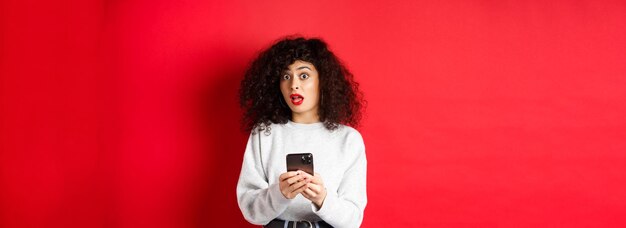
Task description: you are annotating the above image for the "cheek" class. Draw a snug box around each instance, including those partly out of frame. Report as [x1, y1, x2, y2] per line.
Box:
[304, 79, 318, 91]
[307, 81, 320, 98]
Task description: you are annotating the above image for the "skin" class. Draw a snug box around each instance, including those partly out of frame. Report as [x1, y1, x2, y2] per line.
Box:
[278, 60, 328, 208]
[279, 60, 321, 124]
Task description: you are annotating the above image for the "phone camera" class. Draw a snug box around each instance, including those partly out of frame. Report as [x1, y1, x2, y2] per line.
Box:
[301, 154, 312, 164]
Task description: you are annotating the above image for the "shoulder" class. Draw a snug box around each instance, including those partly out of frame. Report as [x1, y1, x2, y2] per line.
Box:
[250, 121, 289, 138]
[333, 125, 367, 165]
[336, 124, 363, 138]
[333, 124, 365, 147]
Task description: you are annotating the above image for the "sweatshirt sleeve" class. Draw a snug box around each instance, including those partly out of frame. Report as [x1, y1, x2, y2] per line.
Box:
[313, 131, 368, 228]
[236, 132, 291, 225]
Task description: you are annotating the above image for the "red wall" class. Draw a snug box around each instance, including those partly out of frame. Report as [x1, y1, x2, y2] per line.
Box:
[2, 0, 625, 227]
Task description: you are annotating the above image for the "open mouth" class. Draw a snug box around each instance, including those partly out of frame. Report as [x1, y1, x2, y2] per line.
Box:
[290, 93, 304, 105]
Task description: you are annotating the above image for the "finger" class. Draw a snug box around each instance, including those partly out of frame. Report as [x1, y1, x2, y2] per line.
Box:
[307, 173, 323, 184]
[279, 171, 300, 181]
[306, 182, 322, 193]
[301, 184, 315, 199]
[288, 182, 309, 197]
[309, 177, 320, 185]
[288, 178, 309, 192]
[301, 189, 310, 199]
[300, 171, 314, 179]
[303, 187, 316, 198]
[307, 176, 322, 185]
[302, 173, 320, 184]
[293, 182, 309, 193]
[286, 174, 305, 185]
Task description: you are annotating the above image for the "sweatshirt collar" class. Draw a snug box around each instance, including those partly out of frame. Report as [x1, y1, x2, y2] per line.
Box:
[286, 120, 325, 130]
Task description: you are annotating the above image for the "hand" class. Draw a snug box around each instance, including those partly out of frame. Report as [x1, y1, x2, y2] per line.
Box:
[278, 171, 311, 199]
[301, 172, 327, 208]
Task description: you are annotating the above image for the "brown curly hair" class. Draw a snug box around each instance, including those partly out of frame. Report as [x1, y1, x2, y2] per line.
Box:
[239, 36, 365, 133]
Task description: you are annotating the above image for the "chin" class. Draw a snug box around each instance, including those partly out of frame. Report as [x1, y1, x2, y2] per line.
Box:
[291, 107, 308, 113]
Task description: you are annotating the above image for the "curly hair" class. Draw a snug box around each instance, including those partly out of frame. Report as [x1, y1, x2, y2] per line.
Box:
[239, 36, 365, 134]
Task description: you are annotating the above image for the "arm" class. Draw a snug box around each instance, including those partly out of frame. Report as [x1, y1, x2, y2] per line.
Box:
[236, 132, 291, 225]
[313, 133, 368, 228]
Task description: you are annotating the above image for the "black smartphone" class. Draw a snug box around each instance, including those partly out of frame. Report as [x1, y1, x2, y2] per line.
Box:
[286, 153, 314, 175]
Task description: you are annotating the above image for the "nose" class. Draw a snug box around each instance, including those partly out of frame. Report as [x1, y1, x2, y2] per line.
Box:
[290, 77, 300, 90]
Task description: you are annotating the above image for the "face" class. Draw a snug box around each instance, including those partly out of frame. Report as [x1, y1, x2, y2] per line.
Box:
[280, 60, 320, 121]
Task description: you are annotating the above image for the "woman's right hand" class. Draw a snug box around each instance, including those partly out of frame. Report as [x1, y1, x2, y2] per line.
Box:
[279, 171, 311, 199]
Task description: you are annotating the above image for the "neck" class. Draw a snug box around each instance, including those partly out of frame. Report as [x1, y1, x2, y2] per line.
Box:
[291, 110, 320, 124]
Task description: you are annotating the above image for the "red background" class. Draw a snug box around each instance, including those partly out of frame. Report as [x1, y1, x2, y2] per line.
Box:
[2, 0, 626, 227]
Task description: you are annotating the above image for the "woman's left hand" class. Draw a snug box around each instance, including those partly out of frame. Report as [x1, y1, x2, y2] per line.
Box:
[301, 172, 327, 209]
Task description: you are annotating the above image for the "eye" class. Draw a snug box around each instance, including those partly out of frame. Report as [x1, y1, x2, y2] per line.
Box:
[282, 74, 290, 80]
[299, 74, 309, 79]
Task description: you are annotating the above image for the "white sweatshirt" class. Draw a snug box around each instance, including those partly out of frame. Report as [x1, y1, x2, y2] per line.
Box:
[236, 120, 367, 228]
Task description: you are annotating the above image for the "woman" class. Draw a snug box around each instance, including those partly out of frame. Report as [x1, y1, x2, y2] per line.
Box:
[236, 36, 367, 228]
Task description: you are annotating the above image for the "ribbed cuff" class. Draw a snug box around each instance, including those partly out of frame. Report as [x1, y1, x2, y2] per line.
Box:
[269, 182, 291, 208]
[312, 189, 336, 220]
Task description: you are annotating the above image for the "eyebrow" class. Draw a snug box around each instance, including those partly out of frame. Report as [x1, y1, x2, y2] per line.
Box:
[296, 66, 312, 71]
[284, 66, 312, 72]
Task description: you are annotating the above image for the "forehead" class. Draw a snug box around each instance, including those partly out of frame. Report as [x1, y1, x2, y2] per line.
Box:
[285, 60, 316, 71]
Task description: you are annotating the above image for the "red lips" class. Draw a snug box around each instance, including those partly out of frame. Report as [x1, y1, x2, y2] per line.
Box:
[290, 93, 304, 105]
